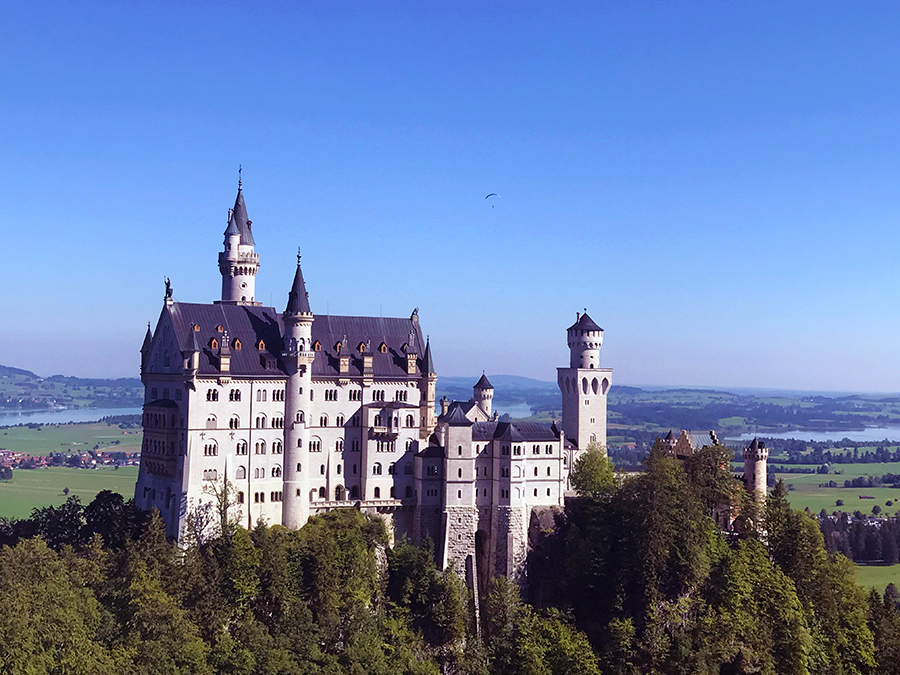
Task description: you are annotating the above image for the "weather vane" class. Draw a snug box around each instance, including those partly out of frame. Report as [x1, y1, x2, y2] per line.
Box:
[238, 165, 242, 189]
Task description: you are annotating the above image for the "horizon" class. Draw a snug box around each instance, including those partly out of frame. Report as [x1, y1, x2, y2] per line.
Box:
[3, 3, 900, 390]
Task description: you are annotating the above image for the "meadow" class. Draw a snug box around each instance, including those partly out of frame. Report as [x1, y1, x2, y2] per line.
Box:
[0, 422, 142, 456]
[776, 462, 900, 515]
[0, 465, 139, 519]
[855, 564, 900, 593]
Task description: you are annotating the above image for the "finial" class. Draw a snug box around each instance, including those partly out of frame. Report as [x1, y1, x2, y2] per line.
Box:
[238, 165, 242, 190]
[297, 247, 301, 265]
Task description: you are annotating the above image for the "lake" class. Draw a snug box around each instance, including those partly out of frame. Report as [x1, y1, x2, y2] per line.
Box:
[729, 427, 900, 443]
[0, 407, 143, 427]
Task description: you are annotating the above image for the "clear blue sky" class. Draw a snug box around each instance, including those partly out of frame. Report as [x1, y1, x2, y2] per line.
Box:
[3, 2, 900, 391]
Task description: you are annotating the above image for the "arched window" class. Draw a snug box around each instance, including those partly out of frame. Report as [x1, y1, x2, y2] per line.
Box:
[320, 464, 325, 475]
[206, 415, 216, 429]
[313, 341, 321, 351]
[255, 441, 266, 455]
[256, 415, 266, 429]
[374, 487, 381, 498]
[406, 414, 415, 427]
[296, 411, 305, 423]
[378, 342, 387, 353]
[233, 338, 241, 350]
[319, 415, 328, 427]
[350, 485, 359, 499]
[373, 463, 382, 475]
[335, 486, 344, 501]
[335, 439, 343, 451]
[404, 463, 413, 475]
[272, 441, 283, 454]
[296, 463, 302, 472]
[229, 415, 240, 429]
[319, 487, 326, 499]
[272, 465, 282, 478]
[336, 415, 344, 427]
[236, 441, 247, 455]
[235, 466, 246, 480]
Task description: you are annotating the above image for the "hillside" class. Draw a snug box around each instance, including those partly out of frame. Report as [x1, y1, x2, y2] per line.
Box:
[0, 365, 142, 411]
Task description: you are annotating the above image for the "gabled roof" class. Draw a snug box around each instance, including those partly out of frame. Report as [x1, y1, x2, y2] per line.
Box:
[568, 311, 602, 332]
[472, 420, 558, 442]
[141, 325, 153, 354]
[417, 444, 444, 458]
[285, 259, 311, 315]
[474, 373, 493, 390]
[441, 405, 474, 427]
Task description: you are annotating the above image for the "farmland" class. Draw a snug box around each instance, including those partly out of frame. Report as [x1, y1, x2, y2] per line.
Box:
[0, 466, 138, 519]
[0, 422, 142, 456]
[775, 462, 900, 515]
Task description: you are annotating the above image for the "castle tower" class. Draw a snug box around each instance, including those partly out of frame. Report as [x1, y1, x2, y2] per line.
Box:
[439, 406, 478, 572]
[473, 373, 493, 418]
[743, 438, 769, 504]
[282, 254, 315, 529]
[217, 179, 261, 305]
[557, 311, 612, 453]
[419, 337, 437, 440]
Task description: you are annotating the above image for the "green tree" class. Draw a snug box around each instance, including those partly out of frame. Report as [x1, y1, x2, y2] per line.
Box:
[569, 441, 615, 498]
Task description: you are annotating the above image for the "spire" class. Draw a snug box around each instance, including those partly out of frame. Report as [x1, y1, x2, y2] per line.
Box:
[141, 324, 152, 354]
[231, 183, 254, 246]
[285, 251, 311, 315]
[474, 372, 493, 390]
[190, 327, 201, 353]
[423, 336, 435, 375]
[224, 208, 240, 237]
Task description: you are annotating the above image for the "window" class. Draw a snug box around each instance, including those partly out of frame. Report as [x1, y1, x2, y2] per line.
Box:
[296, 438, 302, 448]
[426, 465, 439, 476]
[229, 389, 241, 401]
[406, 414, 415, 427]
[236, 441, 248, 455]
[255, 441, 266, 455]
[374, 487, 381, 498]
[335, 439, 343, 452]
[457, 490, 462, 499]
[257, 339, 266, 350]
[533, 467, 538, 476]
[351, 440, 360, 452]
[349, 390, 361, 401]
[374, 414, 381, 426]
[162, 388, 170, 399]
[547, 488, 551, 496]
[458, 445, 463, 455]
[204, 443, 217, 456]
[256, 415, 266, 428]
[534, 488, 538, 497]
[270, 491, 282, 502]
[336, 415, 344, 427]
[320, 464, 325, 475]
[236, 466, 246, 480]
[458, 468, 462, 478]
[313, 341, 321, 351]
[388, 463, 396, 474]
[151, 388, 158, 399]
[406, 486, 414, 498]
[336, 464, 342, 475]
[324, 390, 338, 401]
[547, 467, 551, 476]
[502, 445, 510, 456]
[545, 445, 553, 454]
[372, 390, 385, 402]
[501, 489, 509, 499]
[229, 415, 240, 429]
[296, 411, 305, 423]
[514, 445, 522, 456]
[379, 342, 387, 354]
[206, 415, 216, 429]
[404, 463, 413, 475]
[296, 463, 302, 472]
[233, 339, 241, 350]
[319, 487, 326, 499]
[532, 444, 540, 455]
[203, 469, 218, 481]
[319, 415, 328, 427]
[272, 441, 283, 454]
[174, 389, 182, 401]
[395, 390, 408, 402]
[373, 463, 382, 475]
[273, 389, 284, 401]
[237, 492, 244, 503]
[272, 417, 284, 429]
[272, 466, 282, 477]
[310, 440, 321, 452]
[501, 468, 510, 477]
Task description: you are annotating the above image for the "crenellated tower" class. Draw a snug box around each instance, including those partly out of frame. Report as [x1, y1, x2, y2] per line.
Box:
[557, 311, 612, 454]
[282, 253, 315, 529]
[473, 373, 493, 418]
[743, 438, 769, 505]
[217, 178, 261, 305]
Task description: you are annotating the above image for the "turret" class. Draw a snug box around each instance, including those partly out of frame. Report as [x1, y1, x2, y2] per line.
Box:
[473, 373, 493, 418]
[140, 324, 152, 374]
[419, 337, 438, 440]
[217, 177, 261, 305]
[282, 253, 315, 529]
[568, 310, 603, 369]
[743, 438, 769, 504]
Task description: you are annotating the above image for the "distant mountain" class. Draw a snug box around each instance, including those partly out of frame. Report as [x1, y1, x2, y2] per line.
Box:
[0, 365, 143, 411]
[0, 365, 39, 379]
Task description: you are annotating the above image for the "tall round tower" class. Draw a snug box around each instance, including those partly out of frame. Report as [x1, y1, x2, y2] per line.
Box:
[743, 438, 769, 504]
[473, 373, 493, 418]
[568, 310, 603, 368]
[218, 179, 260, 305]
[282, 253, 315, 529]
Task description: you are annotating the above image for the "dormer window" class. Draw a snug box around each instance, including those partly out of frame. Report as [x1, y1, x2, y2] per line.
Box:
[358, 342, 366, 353]
[335, 342, 342, 354]
[313, 341, 321, 352]
[257, 339, 265, 350]
[216, 325, 224, 332]
[193, 324, 201, 332]
[232, 338, 241, 350]
[210, 338, 219, 350]
[379, 342, 388, 354]
[401, 343, 408, 353]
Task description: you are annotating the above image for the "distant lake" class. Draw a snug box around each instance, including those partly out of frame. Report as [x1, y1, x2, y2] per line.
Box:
[730, 427, 900, 443]
[0, 407, 143, 427]
[493, 403, 535, 419]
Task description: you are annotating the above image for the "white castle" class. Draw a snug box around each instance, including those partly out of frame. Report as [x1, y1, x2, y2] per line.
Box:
[136, 182, 612, 583]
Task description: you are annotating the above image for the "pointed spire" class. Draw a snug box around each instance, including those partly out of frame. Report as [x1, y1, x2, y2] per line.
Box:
[423, 336, 435, 375]
[224, 207, 240, 237]
[474, 372, 493, 390]
[141, 324, 152, 354]
[285, 251, 311, 315]
[231, 182, 254, 246]
[189, 325, 201, 353]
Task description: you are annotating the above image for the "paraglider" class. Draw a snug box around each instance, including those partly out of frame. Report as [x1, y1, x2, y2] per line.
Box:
[485, 193, 500, 208]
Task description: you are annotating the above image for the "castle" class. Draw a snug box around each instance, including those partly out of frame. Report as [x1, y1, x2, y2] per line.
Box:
[135, 182, 611, 583]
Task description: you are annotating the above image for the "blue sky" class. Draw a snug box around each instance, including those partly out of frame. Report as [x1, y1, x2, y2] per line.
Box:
[2, 2, 900, 391]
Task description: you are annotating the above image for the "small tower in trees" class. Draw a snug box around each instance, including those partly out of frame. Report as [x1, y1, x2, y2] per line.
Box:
[557, 311, 612, 453]
[743, 438, 769, 504]
[282, 253, 315, 529]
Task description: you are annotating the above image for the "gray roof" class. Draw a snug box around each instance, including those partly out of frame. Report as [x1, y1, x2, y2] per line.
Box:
[474, 373, 493, 390]
[423, 338, 435, 374]
[154, 302, 429, 380]
[472, 420, 558, 442]
[285, 261, 311, 315]
[441, 405, 474, 427]
[568, 312, 602, 332]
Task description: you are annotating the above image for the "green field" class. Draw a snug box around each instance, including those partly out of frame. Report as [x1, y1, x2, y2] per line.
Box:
[0, 466, 138, 519]
[0, 422, 142, 456]
[855, 564, 900, 593]
[776, 462, 900, 514]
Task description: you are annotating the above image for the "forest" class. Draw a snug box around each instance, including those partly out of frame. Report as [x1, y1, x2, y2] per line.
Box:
[1, 444, 899, 674]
